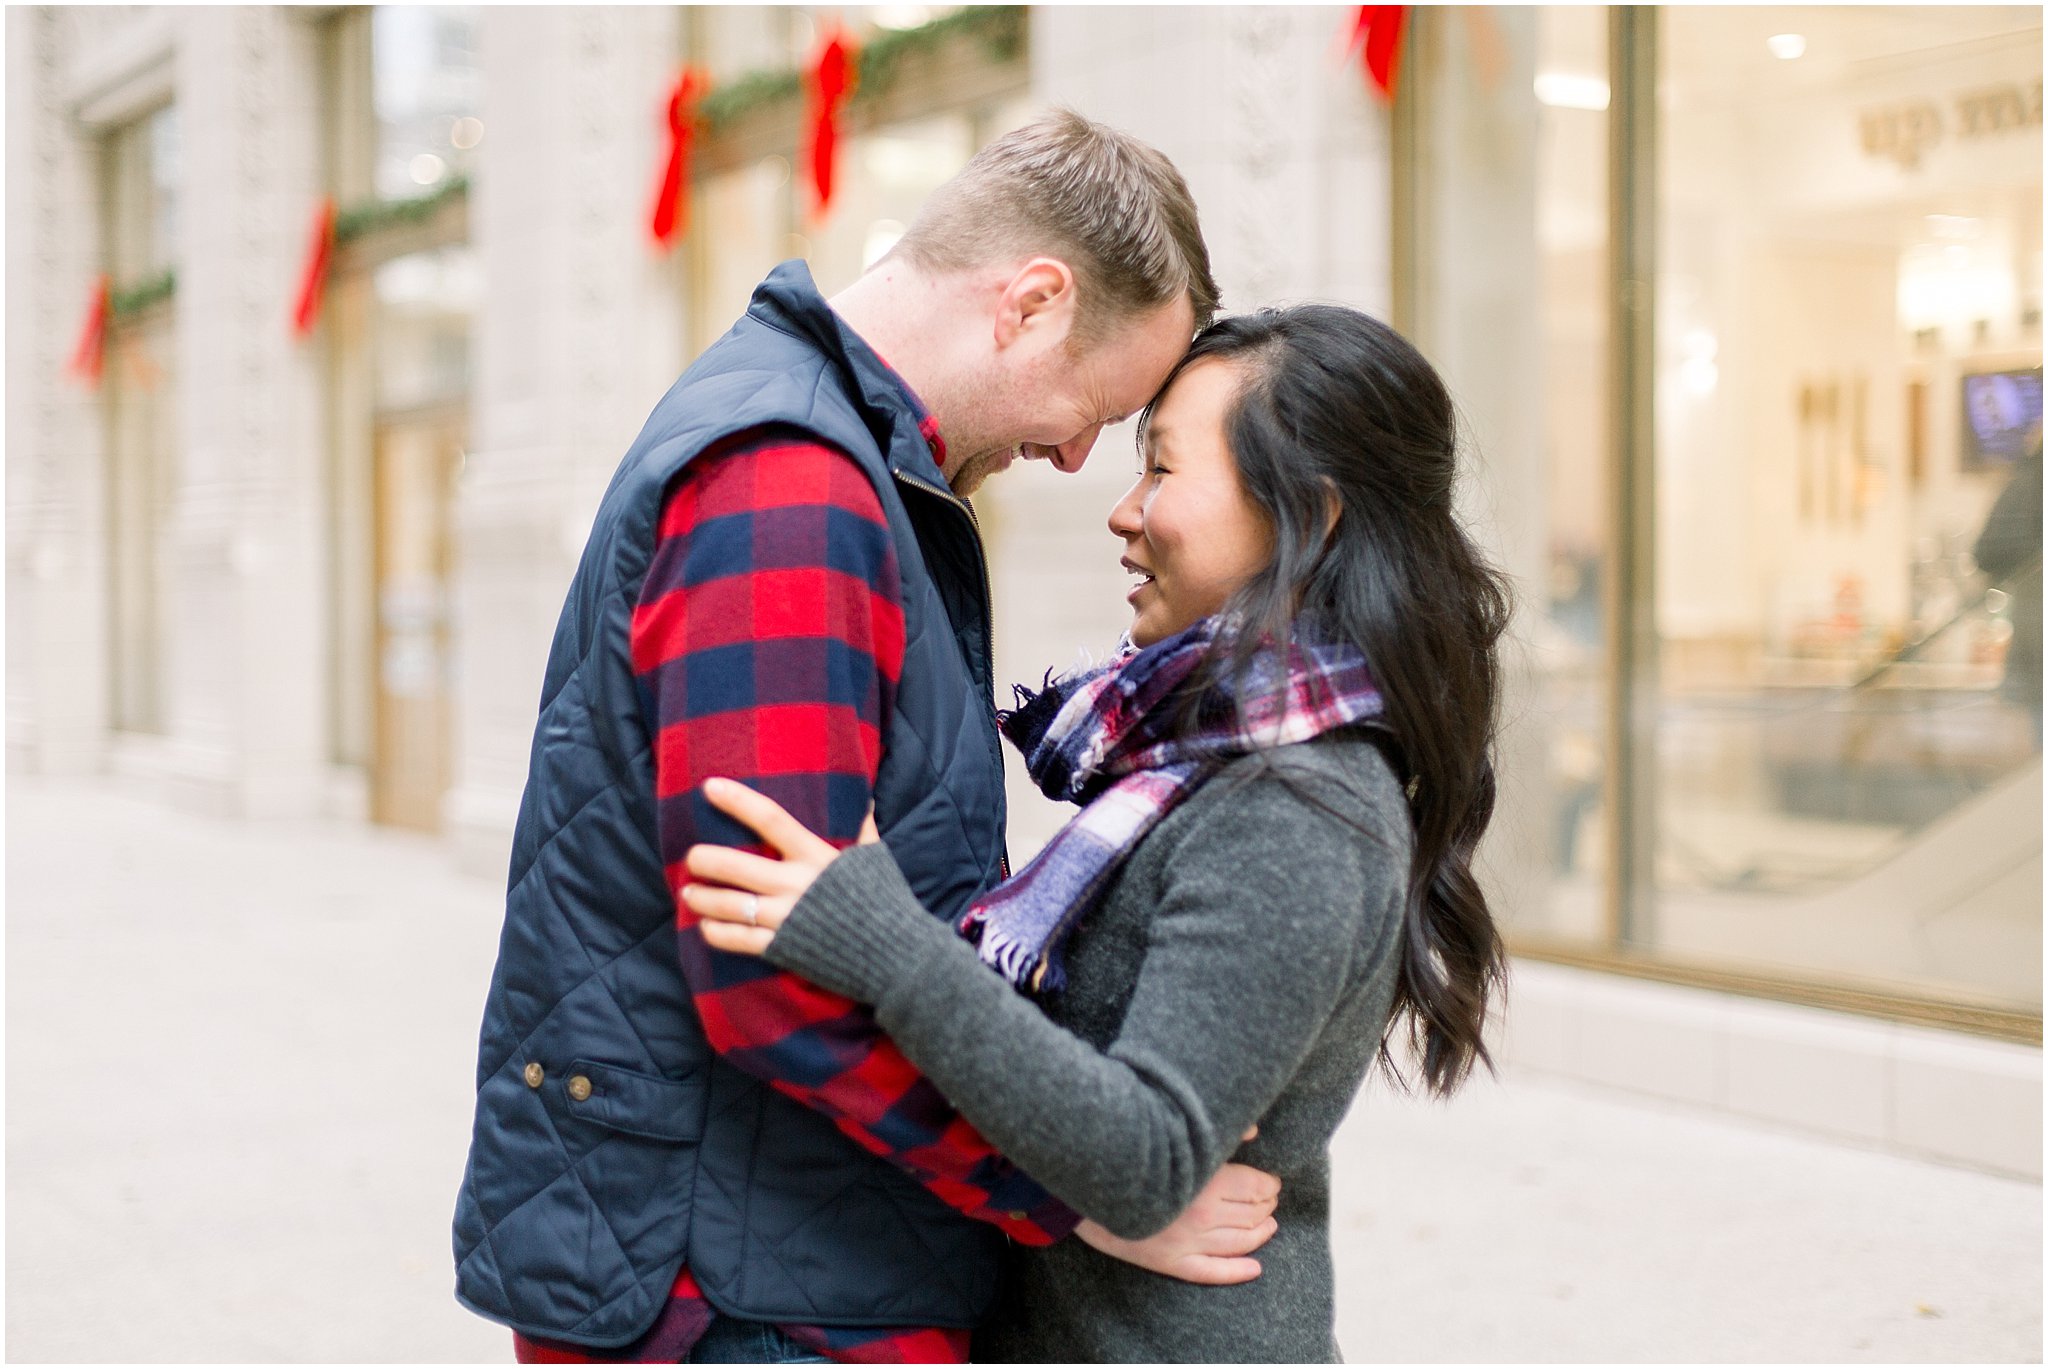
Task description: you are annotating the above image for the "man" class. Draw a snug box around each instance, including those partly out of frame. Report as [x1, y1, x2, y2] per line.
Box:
[453, 110, 1276, 1363]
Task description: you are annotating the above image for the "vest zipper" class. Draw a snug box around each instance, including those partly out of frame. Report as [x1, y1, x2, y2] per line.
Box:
[892, 469, 1012, 881]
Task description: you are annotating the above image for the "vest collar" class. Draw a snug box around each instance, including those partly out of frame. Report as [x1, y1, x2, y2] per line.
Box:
[748, 260, 951, 489]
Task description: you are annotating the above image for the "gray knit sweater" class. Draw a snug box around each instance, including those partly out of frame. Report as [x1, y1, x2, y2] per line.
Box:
[765, 734, 1412, 1363]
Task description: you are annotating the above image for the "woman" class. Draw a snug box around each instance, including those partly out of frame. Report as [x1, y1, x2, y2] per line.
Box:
[682, 304, 1511, 1362]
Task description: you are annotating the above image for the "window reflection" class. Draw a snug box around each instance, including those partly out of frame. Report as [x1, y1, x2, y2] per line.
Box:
[1652, 6, 2043, 1008]
[1411, 5, 2042, 1020]
[371, 5, 480, 199]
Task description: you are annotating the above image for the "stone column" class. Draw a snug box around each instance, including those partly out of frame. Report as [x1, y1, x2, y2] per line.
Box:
[448, 6, 686, 873]
[163, 8, 328, 816]
[6, 8, 114, 778]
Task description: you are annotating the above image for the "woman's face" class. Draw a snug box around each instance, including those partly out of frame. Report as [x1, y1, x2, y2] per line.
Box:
[1109, 357, 1274, 648]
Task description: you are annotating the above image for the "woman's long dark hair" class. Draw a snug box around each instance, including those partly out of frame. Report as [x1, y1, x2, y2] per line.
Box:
[1140, 304, 1512, 1098]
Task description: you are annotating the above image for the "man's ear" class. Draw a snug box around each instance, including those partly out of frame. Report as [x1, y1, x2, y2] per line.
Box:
[1320, 478, 1344, 545]
[992, 257, 1079, 352]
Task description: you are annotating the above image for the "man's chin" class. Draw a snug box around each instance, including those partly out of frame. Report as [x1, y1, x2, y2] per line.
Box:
[947, 446, 1019, 498]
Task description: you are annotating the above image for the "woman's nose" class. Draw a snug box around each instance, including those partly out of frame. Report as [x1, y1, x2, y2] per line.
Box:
[1107, 479, 1144, 538]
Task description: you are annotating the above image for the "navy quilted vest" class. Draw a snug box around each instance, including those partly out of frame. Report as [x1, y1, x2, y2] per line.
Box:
[452, 261, 1011, 1347]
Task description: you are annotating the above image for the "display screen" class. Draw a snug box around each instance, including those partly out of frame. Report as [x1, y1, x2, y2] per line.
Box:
[1960, 367, 2044, 469]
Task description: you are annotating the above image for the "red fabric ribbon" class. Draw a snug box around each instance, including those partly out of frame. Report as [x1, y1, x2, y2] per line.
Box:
[291, 196, 338, 338]
[1350, 5, 1409, 102]
[651, 68, 706, 251]
[68, 274, 111, 386]
[804, 30, 856, 221]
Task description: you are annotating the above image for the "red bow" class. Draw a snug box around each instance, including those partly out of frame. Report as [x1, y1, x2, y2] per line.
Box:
[805, 31, 856, 221]
[292, 197, 338, 338]
[1349, 6, 1408, 102]
[68, 274, 111, 386]
[651, 68, 707, 251]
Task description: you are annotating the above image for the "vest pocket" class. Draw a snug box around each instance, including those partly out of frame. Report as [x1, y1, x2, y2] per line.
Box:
[554, 1058, 707, 1144]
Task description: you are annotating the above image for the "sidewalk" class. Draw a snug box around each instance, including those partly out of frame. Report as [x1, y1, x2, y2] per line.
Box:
[7, 774, 2039, 1362]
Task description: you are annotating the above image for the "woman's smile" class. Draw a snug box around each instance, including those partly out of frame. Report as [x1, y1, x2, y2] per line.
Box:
[1123, 558, 1156, 604]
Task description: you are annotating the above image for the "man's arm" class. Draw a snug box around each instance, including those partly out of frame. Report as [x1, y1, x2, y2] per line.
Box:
[634, 430, 1076, 1244]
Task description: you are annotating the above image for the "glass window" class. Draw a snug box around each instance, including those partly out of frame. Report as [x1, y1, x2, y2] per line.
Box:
[372, 245, 479, 412]
[1651, 7, 2041, 1012]
[1406, 5, 2042, 1027]
[371, 5, 481, 199]
[1532, 7, 1614, 943]
[105, 103, 177, 283]
[320, 6, 479, 792]
[1399, 8, 1616, 945]
[102, 104, 180, 736]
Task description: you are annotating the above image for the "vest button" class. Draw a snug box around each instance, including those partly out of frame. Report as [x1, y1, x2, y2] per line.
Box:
[523, 1062, 545, 1089]
[567, 1074, 594, 1103]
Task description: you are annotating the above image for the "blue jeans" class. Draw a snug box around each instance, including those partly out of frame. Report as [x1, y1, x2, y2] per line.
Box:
[686, 1315, 831, 1364]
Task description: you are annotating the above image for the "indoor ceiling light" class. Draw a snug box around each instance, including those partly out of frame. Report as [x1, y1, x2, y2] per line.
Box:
[1767, 33, 1807, 60]
[1533, 72, 1611, 111]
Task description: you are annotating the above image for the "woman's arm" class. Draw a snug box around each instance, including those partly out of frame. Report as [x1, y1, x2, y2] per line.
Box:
[737, 760, 1403, 1240]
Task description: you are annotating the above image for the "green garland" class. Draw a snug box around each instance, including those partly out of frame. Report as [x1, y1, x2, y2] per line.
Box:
[700, 5, 1026, 131]
[700, 68, 802, 128]
[110, 268, 175, 320]
[335, 172, 470, 247]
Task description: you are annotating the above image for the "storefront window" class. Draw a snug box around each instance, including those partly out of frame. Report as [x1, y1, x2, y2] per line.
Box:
[1650, 6, 2042, 1011]
[1405, 6, 2042, 1031]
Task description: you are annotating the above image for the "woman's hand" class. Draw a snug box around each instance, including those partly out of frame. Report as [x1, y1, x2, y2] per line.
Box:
[681, 777, 879, 957]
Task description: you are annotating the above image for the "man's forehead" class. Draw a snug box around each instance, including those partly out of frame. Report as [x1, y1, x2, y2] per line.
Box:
[1119, 293, 1196, 347]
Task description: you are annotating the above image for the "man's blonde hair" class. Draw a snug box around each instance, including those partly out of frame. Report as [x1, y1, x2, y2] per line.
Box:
[893, 108, 1219, 345]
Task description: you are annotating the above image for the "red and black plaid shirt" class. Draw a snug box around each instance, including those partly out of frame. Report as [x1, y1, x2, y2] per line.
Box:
[514, 420, 1078, 1364]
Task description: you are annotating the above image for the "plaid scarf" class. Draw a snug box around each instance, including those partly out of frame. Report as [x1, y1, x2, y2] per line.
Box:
[958, 617, 1385, 993]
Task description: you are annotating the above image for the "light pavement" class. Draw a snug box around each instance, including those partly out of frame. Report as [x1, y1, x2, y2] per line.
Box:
[7, 774, 2040, 1363]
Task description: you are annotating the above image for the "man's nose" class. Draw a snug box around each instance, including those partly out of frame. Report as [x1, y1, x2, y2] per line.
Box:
[1051, 423, 1106, 473]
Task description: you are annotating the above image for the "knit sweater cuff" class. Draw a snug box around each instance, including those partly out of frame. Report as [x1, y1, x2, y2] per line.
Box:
[764, 840, 953, 1006]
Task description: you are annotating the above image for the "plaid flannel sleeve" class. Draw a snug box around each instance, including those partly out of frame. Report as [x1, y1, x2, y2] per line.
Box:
[631, 430, 1080, 1246]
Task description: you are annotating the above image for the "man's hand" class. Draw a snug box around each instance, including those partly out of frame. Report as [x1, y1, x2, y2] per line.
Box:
[1075, 1158, 1281, 1285]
